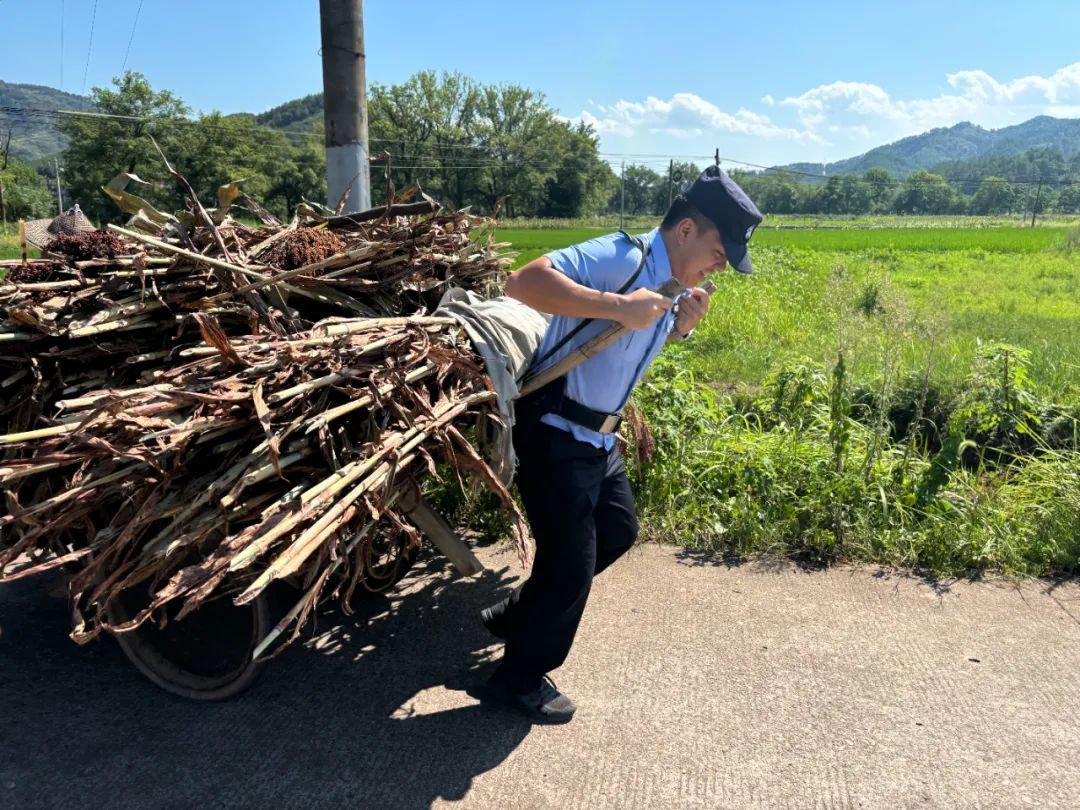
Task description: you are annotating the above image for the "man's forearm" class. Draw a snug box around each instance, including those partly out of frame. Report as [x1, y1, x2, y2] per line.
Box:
[505, 258, 622, 321]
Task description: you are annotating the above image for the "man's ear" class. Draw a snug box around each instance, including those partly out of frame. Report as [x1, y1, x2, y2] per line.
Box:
[677, 217, 694, 243]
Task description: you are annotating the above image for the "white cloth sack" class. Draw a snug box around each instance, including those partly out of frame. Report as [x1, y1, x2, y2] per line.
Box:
[435, 287, 551, 484]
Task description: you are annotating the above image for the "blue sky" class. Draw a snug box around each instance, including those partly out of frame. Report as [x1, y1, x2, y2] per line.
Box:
[5, 0, 1080, 171]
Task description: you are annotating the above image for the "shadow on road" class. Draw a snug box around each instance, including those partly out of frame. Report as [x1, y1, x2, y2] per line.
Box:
[0, 549, 531, 809]
[672, 543, 967, 595]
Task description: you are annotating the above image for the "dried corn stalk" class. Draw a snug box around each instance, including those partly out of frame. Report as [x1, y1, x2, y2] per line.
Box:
[0, 158, 524, 652]
[0, 316, 530, 649]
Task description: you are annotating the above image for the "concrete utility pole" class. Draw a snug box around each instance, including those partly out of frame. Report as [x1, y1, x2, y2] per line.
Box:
[319, 0, 371, 213]
[619, 161, 625, 230]
[667, 159, 674, 209]
[53, 158, 64, 214]
[1030, 180, 1042, 228]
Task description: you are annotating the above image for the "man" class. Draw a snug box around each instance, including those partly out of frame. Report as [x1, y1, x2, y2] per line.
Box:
[477, 167, 763, 723]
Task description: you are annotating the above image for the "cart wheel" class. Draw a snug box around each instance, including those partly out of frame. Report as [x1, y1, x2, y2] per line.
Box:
[106, 591, 271, 701]
[359, 530, 420, 594]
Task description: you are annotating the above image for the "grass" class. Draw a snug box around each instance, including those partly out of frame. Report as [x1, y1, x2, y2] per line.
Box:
[0, 225, 35, 262]
[626, 354, 1080, 578]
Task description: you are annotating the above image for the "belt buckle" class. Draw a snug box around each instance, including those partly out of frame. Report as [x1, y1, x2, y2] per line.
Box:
[598, 413, 622, 434]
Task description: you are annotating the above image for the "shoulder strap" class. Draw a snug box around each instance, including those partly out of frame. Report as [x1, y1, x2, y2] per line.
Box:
[527, 231, 651, 375]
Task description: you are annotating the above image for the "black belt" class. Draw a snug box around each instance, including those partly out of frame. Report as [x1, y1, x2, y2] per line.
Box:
[553, 396, 622, 434]
[516, 377, 622, 435]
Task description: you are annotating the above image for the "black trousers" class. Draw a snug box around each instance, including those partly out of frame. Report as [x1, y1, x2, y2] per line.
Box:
[489, 421, 638, 693]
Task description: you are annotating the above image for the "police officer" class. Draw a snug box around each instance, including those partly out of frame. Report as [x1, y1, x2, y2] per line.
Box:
[477, 167, 763, 723]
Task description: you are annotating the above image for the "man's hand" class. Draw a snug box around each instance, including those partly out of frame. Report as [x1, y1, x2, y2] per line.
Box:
[674, 287, 710, 336]
[613, 288, 674, 330]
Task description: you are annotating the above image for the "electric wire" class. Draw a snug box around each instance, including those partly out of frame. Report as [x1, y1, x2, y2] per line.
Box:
[2, 105, 1078, 192]
[81, 0, 99, 94]
[120, 0, 145, 76]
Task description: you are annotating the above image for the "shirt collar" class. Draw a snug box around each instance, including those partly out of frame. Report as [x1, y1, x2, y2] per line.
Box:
[642, 227, 673, 283]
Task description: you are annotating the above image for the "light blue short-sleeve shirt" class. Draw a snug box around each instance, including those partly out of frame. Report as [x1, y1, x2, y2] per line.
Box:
[531, 228, 678, 450]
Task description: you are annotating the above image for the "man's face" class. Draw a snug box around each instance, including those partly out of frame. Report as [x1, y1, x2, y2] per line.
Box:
[672, 218, 727, 288]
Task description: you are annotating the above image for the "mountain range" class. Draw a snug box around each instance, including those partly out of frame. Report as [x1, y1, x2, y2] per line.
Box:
[778, 116, 1080, 178]
[3, 81, 1080, 180]
[0, 81, 96, 163]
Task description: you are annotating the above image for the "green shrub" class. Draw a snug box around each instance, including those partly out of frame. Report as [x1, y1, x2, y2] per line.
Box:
[626, 351, 1079, 577]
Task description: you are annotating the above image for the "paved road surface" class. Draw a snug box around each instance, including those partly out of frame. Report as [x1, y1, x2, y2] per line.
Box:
[2, 542, 1078, 809]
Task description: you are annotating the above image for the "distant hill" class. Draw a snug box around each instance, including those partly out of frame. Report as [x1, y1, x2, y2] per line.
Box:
[8, 79, 1080, 186]
[0, 81, 95, 164]
[0, 81, 323, 165]
[255, 93, 323, 132]
[778, 116, 1080, 178]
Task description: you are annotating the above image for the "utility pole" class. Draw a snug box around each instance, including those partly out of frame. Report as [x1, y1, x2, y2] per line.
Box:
[319, 0, 371, 213]
[667, 159, 674, 209]
[53, 157, 64, 213]
[1030, 180, 1042, 227]
[619, 161, 625, 230]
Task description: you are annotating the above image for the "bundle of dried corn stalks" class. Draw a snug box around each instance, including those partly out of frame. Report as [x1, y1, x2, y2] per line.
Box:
[0, 194, 512, 429]
[0, 315, 530, 650]
[0, 160, 525, 654]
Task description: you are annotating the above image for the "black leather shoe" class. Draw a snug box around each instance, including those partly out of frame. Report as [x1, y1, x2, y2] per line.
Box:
[480, 603, 512, 640]
[476, 675, 576, 724]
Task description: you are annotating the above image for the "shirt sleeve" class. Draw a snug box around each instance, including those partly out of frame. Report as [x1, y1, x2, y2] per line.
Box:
[667, 289, 693, 334]
[544, 233, 643, 294]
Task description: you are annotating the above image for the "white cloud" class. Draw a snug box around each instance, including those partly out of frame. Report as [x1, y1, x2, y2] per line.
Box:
[649, 126, 704, 139]
[781, 62, 1080, 140]
[571, 92, 824, 145]
[568, 61, 1080, 168]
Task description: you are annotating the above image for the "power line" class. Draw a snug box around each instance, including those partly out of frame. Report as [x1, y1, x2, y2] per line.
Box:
[0, 106, 325, 149]
[3, 105, 1078, 189]
[81, 0, 99, 94]
[120, 0, 145, 75]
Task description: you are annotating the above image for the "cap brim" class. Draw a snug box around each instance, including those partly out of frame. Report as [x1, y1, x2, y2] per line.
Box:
[722, 237, 753, 275]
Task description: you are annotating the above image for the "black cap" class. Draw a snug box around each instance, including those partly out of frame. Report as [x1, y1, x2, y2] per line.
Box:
[684, 166, 763, 274]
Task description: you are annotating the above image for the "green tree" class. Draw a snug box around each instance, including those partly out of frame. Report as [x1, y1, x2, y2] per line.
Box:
[473, 83, 564, 216]
[368, 71, 484, 209]
[0, 159, 53, 221]
[369, 71, 613, 217]
[1056, 182, 1080, 213]
[57, 71, 190, 222]
[172, 113, 292, 211]
[893, 170, 955, 214]
[840, 174, 872, 213]
[617, 164, 663, 215]
[265, 127, 326, 218]
[970, 176, 1019, 215]
[814, 175, 872, 214]
[762, 176, 799, 214]
[541, 123, 617, 218]
[862, 168, 896, 213]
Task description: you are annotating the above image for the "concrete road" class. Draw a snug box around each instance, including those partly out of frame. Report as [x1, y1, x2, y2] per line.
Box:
[2, 542, 1078, 809]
